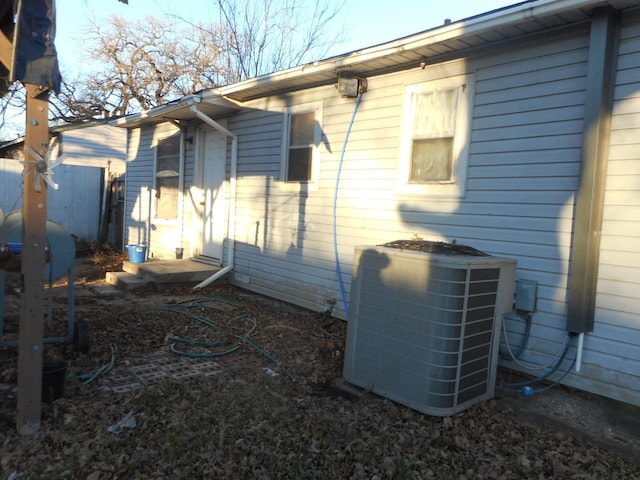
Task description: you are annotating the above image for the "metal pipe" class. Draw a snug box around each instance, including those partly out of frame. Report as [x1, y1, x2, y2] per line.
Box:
[195, 265, 233, 289]
[178, 131, 185, 254]
[189, 105, 238, 290]
[99, 160, 110, 240]
[575, 332, 584, 372]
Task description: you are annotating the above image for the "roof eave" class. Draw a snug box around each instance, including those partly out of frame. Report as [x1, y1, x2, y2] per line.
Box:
[110, 94, 242, 128]
[114, 0, 609, 123]
[216, 0, 604, 101]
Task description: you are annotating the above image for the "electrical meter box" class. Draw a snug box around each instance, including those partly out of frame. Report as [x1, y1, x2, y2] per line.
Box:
[515, 279, 537, 312]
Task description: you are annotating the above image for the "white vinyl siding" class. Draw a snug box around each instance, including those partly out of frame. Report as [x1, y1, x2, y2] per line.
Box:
[58, 124, 126, 173]
[227, 28, 640, 403]
[117, 7, 640, 408]
[591, 13, 640, 402]
[0, 124, 125, 242]
[0, 158, 102, 241]
[470, 34, 591, 397]
[124, 123, 198, 259]
[229, 32, 589, 324]
[124, 126, 154, 249]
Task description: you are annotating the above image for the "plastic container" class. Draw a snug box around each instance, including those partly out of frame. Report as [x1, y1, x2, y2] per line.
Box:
[127, 244, 147, 264]
[42, 361, 68, 402]
[0, 242, 22, 254]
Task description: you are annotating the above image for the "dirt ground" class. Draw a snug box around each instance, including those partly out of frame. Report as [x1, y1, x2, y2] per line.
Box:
[0, 251, 639, 479]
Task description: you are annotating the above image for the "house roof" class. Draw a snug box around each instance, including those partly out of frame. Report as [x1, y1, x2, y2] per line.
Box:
[0, 121, 126, 172]
[111, 93, 242, 128]
[116, 0, 634, 126]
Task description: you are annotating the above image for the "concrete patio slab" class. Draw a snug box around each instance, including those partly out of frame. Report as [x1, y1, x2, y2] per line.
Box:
[122, 259, 221, 284]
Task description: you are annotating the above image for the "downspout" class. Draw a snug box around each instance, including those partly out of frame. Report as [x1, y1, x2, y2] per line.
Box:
[178, 130, 186, 255]
[566, 7, 619, 369]
[99, 160, 111, 241]
[189, 105, 238, 289]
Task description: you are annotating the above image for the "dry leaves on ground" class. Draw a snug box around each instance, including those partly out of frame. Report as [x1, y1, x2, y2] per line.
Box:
[0, 256, 639, 479]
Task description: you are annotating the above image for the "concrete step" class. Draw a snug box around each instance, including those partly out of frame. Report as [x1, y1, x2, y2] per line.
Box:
[105, 271, 150, 291]
[105, 259, 223, 291]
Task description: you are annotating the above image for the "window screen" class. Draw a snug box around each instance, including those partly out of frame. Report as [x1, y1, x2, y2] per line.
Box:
[409, 88, 458, 183]
[287, 111, 315, 182]
[155, 134, 181, 219]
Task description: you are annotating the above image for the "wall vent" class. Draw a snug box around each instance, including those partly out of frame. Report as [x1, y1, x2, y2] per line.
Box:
[343, 243, 516, 416]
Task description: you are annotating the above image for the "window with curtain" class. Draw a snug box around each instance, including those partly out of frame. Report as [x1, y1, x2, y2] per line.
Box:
[409, 88, 458, 182]
[398, 74, 473, 197]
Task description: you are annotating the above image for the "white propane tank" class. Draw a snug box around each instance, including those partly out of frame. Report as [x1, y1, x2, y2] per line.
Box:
[0, 211, 75, 280]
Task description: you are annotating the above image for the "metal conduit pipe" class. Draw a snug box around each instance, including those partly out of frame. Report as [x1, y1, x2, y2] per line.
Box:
[189, 105, 238, 290]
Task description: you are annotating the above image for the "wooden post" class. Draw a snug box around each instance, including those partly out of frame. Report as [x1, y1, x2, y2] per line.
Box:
[16, 83, 50, 436]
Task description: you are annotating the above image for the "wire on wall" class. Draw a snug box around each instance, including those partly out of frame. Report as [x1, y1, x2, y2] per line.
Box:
[333, 93, 364, 319]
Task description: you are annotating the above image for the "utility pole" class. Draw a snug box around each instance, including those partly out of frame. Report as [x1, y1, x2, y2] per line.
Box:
[1, 0, 60, 436]
[16, 84, 50, 436]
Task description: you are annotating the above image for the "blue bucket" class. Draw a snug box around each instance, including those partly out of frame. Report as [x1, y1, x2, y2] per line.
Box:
[127, 244, 147, 263]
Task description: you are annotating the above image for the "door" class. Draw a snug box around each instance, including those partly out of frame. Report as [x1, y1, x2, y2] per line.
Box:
[200, 129, 227, 260]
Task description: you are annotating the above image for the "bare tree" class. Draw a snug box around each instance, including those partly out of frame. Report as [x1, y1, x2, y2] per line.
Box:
[62, 0, 345, 120]
[48, 15, 231, 122]
[206, 0, 345, 83]
[1, 0, 345, 130]
[0, 86, 25, 138]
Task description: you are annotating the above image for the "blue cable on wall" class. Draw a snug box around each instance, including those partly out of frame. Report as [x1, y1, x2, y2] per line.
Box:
[333, 93, 363, 320]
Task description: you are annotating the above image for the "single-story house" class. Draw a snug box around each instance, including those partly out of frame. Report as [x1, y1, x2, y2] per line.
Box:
[0, 121, 126, 243]
[113, 0, 640, 408]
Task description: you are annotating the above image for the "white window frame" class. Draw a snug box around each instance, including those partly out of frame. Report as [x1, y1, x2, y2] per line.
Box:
[153, 131, 183, 222]
[280, 102, 323, 191]
[397, 74, 474, 197]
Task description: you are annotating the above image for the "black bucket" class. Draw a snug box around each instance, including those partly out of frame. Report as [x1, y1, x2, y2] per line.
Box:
[42, 361, 68, 402]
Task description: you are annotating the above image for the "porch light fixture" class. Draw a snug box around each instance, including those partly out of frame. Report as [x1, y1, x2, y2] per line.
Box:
[337, 76, 367, 98]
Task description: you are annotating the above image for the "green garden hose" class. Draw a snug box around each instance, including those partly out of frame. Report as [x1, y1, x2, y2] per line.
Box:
[162, 298, 279, 365]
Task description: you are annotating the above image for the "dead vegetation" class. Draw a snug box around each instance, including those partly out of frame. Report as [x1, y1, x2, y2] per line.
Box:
[0, 255, 639, 479]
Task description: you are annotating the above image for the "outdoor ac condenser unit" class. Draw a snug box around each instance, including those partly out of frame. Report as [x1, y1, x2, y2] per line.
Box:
[343, 241, 516, 416]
